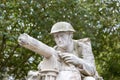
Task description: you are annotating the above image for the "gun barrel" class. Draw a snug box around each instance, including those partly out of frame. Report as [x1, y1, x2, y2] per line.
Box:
[18, 33, 56, 58]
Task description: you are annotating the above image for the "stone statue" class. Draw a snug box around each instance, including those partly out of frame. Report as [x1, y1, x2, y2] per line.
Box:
[18, 22, 103, 80]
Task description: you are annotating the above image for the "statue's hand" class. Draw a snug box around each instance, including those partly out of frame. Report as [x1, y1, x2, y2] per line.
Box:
[18, 33, 29, 45]
[59, 53, 83, 67]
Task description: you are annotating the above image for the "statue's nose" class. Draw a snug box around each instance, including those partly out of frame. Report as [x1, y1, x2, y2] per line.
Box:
[58, 37, 62, 42]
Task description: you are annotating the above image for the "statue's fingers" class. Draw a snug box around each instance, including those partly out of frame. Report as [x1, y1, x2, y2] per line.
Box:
[64, 57, 72, 62]
[65, 59, 73, 63]
[61, 55, 70, 59]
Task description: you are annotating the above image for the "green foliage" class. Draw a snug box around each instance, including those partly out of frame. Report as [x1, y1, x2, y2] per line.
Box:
[0, 0, 120, 80]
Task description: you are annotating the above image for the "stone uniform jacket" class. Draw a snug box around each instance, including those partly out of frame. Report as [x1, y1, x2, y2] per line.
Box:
[54, 38, 96, 79]
[37, 38, 102, 80]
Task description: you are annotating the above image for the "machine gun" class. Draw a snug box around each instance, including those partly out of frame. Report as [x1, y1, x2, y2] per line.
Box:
[18, 33, 59, 80]
[18, 33, 56, 58]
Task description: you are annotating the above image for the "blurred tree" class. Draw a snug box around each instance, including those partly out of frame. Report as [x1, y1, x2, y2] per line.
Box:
[0, 0, 120, 80]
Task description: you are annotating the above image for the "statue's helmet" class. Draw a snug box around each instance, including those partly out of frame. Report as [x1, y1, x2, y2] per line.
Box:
[50, 22, 75, 34]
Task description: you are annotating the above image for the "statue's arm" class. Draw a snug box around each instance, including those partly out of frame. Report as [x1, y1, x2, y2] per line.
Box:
[18, 33, 56, 58]
[77, 39, 96, 76]
[77, 58, 96, 76]
[59, 52, 95, 76]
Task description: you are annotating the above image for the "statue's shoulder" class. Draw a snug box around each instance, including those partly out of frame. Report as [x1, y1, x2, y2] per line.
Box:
[74, 38, 91, 47]
[73, 38, 94, 61]
[77, 38, 90, 42]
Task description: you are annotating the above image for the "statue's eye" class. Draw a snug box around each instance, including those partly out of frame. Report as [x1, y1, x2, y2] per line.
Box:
[60, 34, 63, 37]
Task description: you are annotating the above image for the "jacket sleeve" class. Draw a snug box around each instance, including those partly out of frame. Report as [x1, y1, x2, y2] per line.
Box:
[76, 38, 96, 76]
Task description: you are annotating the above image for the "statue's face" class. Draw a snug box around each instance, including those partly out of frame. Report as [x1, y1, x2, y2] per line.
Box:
[53, 32, 72, 50]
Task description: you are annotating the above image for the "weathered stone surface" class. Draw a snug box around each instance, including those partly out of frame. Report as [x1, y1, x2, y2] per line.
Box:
[18, 22, 103, 80]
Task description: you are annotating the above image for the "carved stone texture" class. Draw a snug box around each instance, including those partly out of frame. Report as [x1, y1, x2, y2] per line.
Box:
[18, 22, 103, 80]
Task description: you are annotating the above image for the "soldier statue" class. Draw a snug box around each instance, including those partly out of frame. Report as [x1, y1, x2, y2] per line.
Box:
[18, 22, 103, 80]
